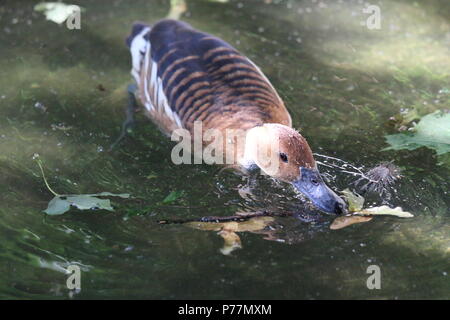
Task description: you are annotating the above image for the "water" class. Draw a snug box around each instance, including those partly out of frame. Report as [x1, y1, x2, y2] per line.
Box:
[0, 0, 449, 299]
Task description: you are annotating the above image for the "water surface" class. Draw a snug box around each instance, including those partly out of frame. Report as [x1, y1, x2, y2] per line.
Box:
[0, 0, 449, 299]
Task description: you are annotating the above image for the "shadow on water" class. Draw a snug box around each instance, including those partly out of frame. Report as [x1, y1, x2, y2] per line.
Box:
[0, 0, 448, 299]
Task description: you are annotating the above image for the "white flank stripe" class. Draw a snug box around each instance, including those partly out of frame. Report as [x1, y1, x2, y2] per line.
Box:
[129, 26, 183, 128]
[157, 78, 165, 110]
[143, 44, 152, 111]
[130, 27, 151, 84]
[150, 61, 158, 98]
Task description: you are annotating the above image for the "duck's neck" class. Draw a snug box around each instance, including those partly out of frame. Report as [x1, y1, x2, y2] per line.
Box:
[198, 123, 260, 170]
[235, 125, 263, 170]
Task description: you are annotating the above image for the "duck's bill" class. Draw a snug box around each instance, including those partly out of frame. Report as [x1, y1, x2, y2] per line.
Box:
[292, 167, 347, 215]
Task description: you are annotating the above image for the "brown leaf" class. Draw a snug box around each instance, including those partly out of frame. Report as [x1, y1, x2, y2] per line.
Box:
[330, 215, 373, 230]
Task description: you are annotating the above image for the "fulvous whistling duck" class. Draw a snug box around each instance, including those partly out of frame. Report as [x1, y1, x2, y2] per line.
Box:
[124, 19, 346, 215]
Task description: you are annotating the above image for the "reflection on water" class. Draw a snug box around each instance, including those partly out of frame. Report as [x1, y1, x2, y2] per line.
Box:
[0, 0, 449, 299]
[186, 216, 276, 255]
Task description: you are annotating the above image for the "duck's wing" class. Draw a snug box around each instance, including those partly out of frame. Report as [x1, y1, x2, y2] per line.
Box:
[128, 19, 290, 132]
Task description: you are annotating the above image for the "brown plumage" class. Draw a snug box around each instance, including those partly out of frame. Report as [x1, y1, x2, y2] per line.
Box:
[127, 19, 346, 214]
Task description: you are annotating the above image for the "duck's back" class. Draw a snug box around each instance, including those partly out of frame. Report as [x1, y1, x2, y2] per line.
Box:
[127, 19, 291, 135]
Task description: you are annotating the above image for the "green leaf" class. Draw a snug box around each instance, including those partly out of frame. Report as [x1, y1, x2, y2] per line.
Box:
[341, 188, 365, 211]
[162, 191, 184, 204]
[42, 192, 128, 215]
[44, 197, 71, 215]
[65, 195, 114, 211]
[384, 111, 450, 155]
[356, 205, 414, 218]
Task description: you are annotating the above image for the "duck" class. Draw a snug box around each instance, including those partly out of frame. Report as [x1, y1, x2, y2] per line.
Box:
[125, 19, 346, 215]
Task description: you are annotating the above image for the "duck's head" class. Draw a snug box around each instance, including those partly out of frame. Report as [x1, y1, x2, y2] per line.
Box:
[244, 123, 347, 215]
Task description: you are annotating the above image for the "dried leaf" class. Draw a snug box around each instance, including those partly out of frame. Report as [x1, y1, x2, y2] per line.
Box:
[356, 206, 414, 218]
[330, 215, 373, 230]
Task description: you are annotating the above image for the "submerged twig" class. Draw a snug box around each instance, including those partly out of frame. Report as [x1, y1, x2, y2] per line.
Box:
[158, 210, 292, 225]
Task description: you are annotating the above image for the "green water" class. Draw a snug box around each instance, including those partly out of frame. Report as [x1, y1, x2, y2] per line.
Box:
[0, 0, 449, 299]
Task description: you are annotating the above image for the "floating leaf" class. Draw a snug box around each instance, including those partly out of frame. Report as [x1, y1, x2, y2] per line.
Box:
[356, 206, 414, 218]
[384, 111, 450, 155]
[330, 215, 373, 230]
[341, 188, 365, 211]
[44, 197, 71, 215]
[34, 2, 82, 24]
[65, 195, 114, 211]
[37, 157, 130, 216]
[43, 192, 130, 215]
[331, 189, 413, 230]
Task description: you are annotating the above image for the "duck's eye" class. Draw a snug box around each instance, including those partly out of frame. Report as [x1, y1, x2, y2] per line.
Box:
[279, 152, 288, 163]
